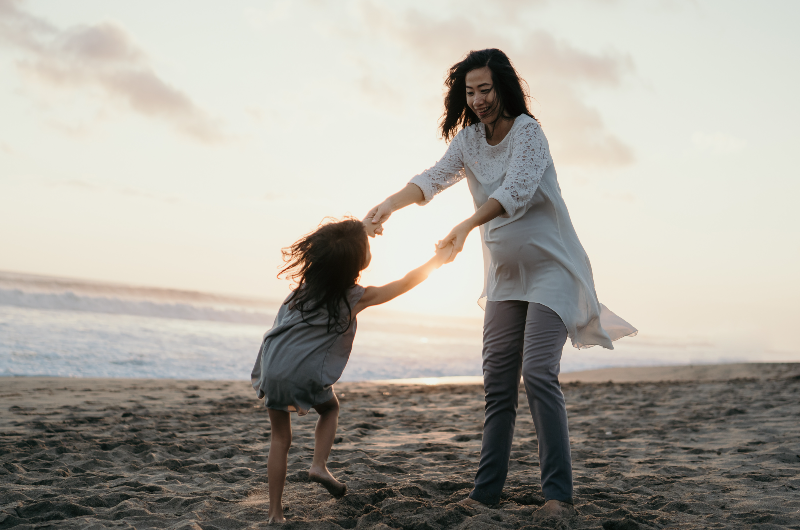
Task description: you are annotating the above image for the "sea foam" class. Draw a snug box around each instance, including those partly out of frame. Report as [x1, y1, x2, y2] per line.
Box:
[0, 288, 273, 325]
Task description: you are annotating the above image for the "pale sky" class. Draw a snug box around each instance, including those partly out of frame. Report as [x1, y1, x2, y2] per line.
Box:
[1, 0, 798, 356]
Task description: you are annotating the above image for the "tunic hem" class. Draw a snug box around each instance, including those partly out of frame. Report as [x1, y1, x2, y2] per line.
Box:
[479, 295, 637, 351]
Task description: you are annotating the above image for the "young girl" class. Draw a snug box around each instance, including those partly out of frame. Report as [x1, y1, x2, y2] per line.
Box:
[250, 217, 453, 524]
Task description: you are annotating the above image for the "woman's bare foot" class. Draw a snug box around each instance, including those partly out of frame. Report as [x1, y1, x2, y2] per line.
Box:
[268, 513, 285, 525]
[308, 466, 347, 498]
[458, 497, 489, 510]
[532, 499, 577, 520]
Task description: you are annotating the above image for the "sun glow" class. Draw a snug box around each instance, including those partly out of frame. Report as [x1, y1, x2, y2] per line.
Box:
[356, 182, 486, 318]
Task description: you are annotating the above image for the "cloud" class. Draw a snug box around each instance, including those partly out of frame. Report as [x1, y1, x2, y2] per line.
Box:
[0, 0, 224, 143]
[0, 0, 54, 51]
[514, 31, 634, 87]
[531, 82, 634, 167]
[356, 1, 634, 167]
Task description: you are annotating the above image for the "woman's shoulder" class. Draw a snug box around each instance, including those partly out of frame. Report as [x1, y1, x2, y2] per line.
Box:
[510, 114, 547, 148]
[512, 114, 541, 134]
[453, 122, 483, 143]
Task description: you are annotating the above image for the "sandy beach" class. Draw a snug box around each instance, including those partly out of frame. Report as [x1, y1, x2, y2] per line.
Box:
[1, 363, 799, 529]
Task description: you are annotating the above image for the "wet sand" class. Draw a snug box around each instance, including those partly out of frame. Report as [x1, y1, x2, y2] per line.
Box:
[1, 363, 799, 529]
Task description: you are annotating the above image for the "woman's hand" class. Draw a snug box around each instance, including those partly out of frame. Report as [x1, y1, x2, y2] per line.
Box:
[362, 218, 383, 238]
[364, 198, 393, 237]
[437, 221, 474, 264]
[364, 184, 425, 238]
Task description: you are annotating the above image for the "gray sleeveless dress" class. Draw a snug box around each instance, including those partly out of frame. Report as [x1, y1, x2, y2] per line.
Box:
[250, 285, 365, 415]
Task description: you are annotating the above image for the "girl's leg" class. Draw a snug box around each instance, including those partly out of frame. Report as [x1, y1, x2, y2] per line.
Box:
[469, 300, 528, 505]
[308, 394, 346, 497]
[267, 408, 292, 523]
[520, 303, 573, 504]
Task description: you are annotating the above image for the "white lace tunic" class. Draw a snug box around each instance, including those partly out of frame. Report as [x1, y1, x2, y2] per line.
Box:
[409, 114, 636, 349]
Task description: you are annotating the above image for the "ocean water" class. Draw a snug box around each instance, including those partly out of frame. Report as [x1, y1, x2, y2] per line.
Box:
[0, 271, 777, 382]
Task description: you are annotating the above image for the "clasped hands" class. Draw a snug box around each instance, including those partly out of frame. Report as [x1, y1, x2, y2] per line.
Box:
[363, 200, 472, 265]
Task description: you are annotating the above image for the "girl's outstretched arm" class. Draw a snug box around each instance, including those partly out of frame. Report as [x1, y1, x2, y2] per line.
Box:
[353, 243, 453, 314]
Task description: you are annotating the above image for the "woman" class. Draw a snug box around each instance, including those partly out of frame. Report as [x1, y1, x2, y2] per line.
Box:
[365, 49, 636, 518]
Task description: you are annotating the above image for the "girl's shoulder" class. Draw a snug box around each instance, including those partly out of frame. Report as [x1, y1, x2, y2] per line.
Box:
[280, 285, 365, 323]
[349, 284, 366, 303]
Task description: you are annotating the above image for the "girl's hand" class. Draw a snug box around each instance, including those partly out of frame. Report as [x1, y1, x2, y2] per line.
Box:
[433, 241, 454, 265]
[364, 199, 393, 237]
[437, 221, 474, 264]
[362, 217, 382, 238]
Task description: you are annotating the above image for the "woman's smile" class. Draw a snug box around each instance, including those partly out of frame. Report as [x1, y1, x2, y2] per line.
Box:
[465, 66, 498, 124]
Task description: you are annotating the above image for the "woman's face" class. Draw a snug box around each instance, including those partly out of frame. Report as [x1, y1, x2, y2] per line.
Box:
[465, 66, 499, 123]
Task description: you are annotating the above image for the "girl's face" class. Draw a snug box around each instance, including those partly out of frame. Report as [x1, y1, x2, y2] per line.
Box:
[465, 66, 499, 124]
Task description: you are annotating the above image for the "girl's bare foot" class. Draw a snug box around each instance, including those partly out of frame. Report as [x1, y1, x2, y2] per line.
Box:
[308, 466, 347, 498]
[268, 514, 285, 525]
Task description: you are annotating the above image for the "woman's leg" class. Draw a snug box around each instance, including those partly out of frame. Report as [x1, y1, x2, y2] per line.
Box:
[309, 395, 347, 497]
[469, 300, 528, 505]
[520, 303, 572, 504]
[267, 408, 292, 523]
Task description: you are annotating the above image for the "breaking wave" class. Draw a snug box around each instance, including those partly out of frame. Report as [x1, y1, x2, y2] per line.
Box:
[0, 288, 274, 325]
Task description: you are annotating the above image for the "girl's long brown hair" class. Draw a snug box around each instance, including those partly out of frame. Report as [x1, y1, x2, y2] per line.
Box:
[279, 217, 368, 333]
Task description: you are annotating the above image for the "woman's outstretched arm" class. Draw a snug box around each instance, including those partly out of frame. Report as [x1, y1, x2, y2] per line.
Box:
[363, 183, 424, 237]
[365, 135, 465, 237]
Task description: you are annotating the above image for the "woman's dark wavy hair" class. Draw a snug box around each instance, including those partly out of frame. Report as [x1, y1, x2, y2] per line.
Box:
[279, 217, 368, 333]
[440, 48, 534, 142]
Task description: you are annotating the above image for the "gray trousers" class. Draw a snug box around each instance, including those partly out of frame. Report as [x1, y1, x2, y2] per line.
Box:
[469, 301, 573, 505]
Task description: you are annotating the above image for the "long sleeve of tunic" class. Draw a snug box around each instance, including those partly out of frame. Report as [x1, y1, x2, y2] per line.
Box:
[409, 115, 636, 350]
